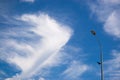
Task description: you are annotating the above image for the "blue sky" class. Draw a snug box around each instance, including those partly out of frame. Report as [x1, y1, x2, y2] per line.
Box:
[0, 0, 120, 80]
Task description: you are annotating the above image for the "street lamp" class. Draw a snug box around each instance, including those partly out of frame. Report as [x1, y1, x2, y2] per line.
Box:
[90, 30, 104, 80]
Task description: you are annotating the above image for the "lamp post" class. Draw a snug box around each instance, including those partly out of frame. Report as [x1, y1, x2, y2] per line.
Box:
[90, 30, 104, 80]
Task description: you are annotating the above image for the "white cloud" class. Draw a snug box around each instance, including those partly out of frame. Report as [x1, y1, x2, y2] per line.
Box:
[62, 61, 88, 79]
[21, 0, 35, 3]
[89, 0, 120, 38]
[0, 13, 73, 79]
[104, 50, 120, 80]
[104, 11, 120, 38]
[39, 77, 45, 80]
[102, 0, 120, 5]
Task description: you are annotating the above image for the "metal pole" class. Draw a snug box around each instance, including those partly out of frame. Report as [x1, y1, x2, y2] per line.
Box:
[90, 30, 104, 80]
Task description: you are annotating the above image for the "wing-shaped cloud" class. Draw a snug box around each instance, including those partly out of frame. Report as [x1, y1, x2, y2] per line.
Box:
[0, 13, 73, 79]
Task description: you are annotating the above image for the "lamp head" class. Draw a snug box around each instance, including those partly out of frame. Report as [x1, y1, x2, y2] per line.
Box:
[90, 30, 96, 35]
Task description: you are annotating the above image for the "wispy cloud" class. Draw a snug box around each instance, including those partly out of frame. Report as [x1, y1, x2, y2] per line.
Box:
[104, 50, 120, 80]
[21, 0, 35, 3]
[30, 46, 85, 80]
[62, 60, 88, 80]
[0, 13, 73, 79]
[89, 0, 120, 38]
[39, 77, 45, 80]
